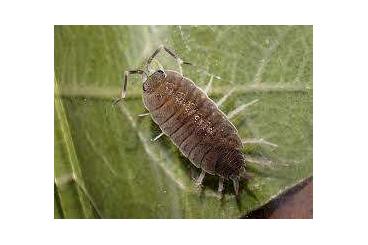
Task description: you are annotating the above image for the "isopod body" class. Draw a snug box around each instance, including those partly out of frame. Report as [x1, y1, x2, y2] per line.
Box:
[115, 45, 248, 195]
[143, 70, 245, 181]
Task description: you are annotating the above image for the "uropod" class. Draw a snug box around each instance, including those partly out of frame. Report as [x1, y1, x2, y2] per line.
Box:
[115, 45, 257, 196]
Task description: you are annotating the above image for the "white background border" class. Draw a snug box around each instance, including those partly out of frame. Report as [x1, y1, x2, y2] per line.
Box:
[1, 0, 368, 244]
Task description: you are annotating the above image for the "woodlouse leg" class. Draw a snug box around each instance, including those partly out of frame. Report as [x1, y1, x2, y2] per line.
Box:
[242, 138, 278, 148]
[146, 45, 191, 75]
[218, 177, 225, 193]
[203, 75, 214, 95]
[113, 69, 147, 105]
[227, 99, 259, 119]
[216, 87, 236, 107]
[243, 155, 273, 167]
[195, 169, 206, 187]
[230, 176, 240, 196]
[137, 112, 150, 117]
[151, 132, 164, 142]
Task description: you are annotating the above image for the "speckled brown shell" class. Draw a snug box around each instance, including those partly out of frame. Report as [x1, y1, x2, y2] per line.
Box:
[143, 70, 245, 180]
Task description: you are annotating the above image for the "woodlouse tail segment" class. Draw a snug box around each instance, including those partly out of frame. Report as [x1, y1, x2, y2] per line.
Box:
[113, 69, 147, 106]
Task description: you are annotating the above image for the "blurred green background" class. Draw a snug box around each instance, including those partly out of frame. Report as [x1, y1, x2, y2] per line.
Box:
[54, 25, 313, 218]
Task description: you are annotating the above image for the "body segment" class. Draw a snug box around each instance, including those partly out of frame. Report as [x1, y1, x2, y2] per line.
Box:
[115, 45, 251, 195]
[143, 70, 245, 180]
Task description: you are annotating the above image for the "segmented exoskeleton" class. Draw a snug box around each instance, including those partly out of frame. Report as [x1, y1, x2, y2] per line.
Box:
[115, 46, 257, 196]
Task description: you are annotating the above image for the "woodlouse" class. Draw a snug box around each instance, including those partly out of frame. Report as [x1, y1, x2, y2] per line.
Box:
[114, 45, 252, 196]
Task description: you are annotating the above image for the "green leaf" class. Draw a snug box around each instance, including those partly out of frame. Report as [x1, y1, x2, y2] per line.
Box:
[54, 25, 312, 218]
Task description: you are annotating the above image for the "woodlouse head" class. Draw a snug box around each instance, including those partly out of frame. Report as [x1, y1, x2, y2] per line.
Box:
[142, 69, 167, 94]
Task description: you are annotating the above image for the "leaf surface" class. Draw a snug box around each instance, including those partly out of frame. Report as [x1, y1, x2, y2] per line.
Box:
[54, 25, 313, 218]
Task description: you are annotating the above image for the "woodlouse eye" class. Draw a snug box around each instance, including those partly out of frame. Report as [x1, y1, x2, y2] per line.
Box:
[157, 69, 167, 78]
